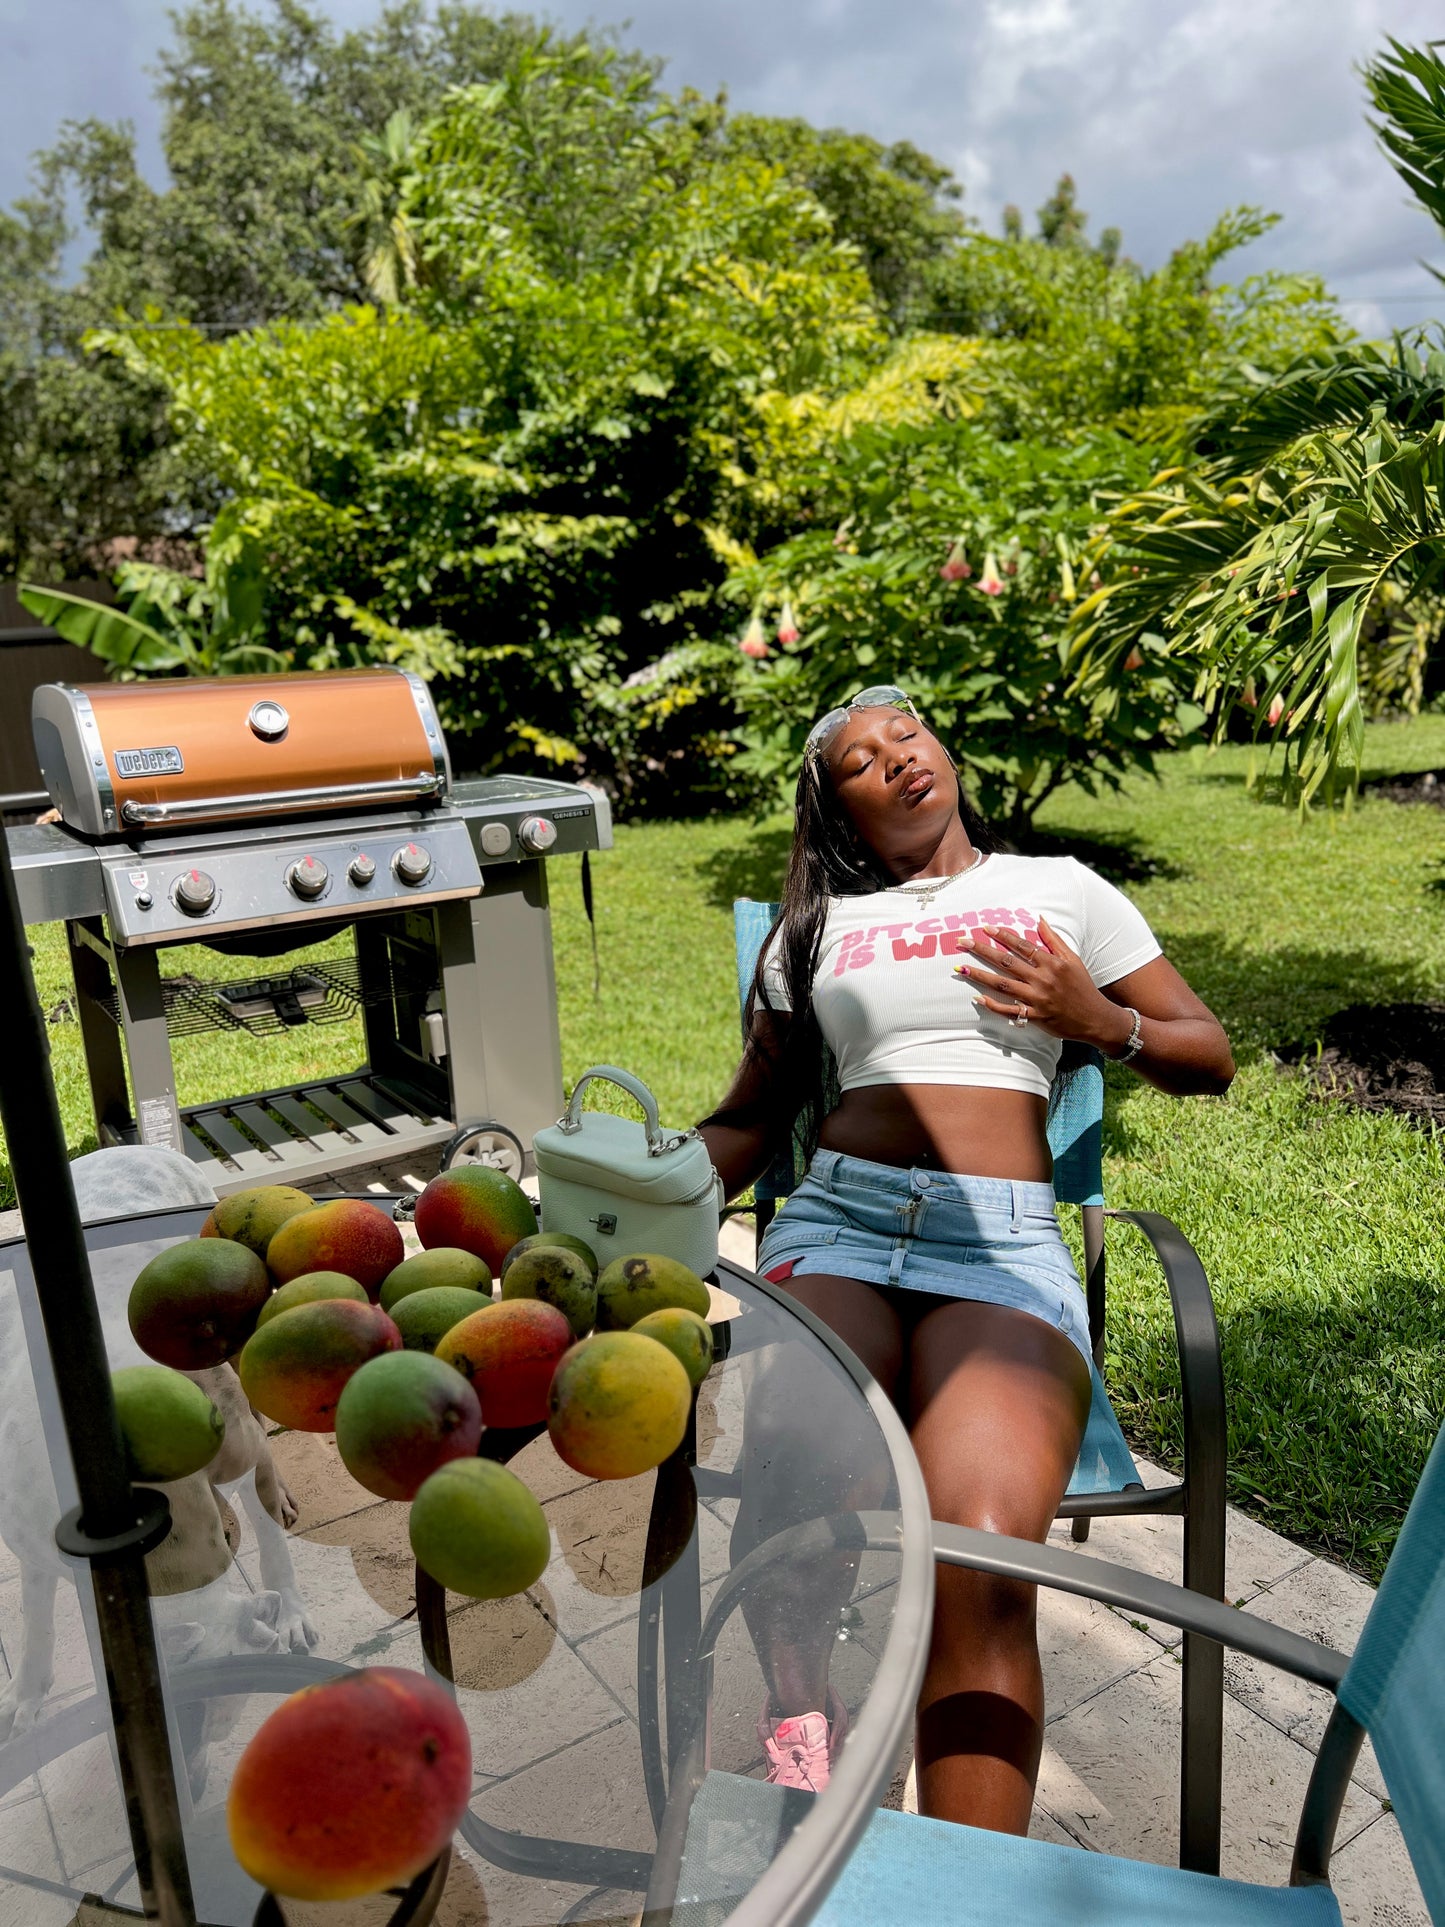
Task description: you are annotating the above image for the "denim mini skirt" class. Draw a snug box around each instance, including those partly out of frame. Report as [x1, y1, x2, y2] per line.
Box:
[755, 1148, 1091, 1367]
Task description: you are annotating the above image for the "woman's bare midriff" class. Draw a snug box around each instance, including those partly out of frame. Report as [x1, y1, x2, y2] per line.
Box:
[816, 1083, 1053, 1181]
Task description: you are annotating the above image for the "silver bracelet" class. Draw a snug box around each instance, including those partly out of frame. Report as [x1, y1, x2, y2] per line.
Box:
[1116, 1007, 1144, 1063]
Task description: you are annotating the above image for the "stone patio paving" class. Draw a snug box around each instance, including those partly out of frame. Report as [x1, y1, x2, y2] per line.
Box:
[0, 1159, 1426, 1924]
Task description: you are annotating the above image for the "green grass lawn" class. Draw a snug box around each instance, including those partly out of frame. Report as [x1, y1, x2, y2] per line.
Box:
[12, 716, 1445, 1578]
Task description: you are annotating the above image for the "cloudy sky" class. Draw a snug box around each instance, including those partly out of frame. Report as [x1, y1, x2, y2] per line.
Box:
[4, 0, 1443, 333]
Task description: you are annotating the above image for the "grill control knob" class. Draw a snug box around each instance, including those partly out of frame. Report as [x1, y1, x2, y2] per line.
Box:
[393, 842, 433, 885]
[175, 870, 217, 916]
[288, 855, 329, 900]
[348, 853, 377, 887]
[518, 816, 558, 854]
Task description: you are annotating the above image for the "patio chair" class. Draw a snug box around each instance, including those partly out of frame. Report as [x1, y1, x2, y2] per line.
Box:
[669, 1411, 1445, 1926]
[726, 897, 1228, 1873]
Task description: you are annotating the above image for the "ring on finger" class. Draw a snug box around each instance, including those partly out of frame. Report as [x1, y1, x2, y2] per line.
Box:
[1007, 1002, 1030, 1028]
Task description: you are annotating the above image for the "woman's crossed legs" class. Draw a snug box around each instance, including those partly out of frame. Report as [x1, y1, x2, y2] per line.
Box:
[733, 1270, 1090, 1833]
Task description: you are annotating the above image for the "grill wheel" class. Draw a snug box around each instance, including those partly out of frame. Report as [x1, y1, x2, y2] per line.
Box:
[439, 1118, 526, 1180]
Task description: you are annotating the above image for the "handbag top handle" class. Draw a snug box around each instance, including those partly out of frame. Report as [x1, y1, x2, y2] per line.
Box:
[555, 1065, 696, 1159]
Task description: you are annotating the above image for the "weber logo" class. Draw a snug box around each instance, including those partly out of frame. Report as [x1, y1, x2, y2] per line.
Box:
[114, 745, 184, 778]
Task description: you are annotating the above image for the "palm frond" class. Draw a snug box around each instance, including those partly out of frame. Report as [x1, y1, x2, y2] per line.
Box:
[1070, 419, 1445, 802]
[1191, 336, 1445, 477]
[1364, 38, 1445, 246]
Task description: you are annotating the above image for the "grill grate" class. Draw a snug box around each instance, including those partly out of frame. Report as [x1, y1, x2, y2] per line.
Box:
[94, 954, 440, 1039]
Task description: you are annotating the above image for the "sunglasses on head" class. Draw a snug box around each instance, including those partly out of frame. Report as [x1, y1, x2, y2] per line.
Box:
[803, 685, 920, 767]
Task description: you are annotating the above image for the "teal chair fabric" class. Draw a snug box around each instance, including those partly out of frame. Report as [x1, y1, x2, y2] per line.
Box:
[675, 1772, 1342, 1925]
[732, 898, 1138, 1502]
[1337, 1422, 1445, 1920]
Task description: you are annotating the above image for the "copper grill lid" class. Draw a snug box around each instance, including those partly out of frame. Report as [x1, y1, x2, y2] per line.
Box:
[33, 669, 450, 838]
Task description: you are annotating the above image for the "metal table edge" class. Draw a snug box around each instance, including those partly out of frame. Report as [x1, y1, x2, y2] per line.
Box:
[710, 1257, 936, 1927]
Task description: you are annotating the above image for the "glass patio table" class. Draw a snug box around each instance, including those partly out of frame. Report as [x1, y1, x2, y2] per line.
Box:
[0, 1209, 934, 1927]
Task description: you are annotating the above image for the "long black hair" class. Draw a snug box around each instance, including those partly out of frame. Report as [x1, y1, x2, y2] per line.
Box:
[701, 736, 996, 1173]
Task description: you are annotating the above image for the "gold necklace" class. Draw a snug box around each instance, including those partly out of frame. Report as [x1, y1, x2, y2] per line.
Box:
[887, 846, 986, 909]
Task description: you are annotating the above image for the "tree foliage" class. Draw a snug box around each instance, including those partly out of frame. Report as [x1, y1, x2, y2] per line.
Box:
[5, 0, 1372, 825]
[82, 45, 896, 803]
[1070, 39, 1445, 807]
[924, 202, 1342, 442]
[726, 425, 1198, 833]
[0, 0, 964, 582]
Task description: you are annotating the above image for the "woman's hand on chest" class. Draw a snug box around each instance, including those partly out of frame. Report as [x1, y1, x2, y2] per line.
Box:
[952, 916, 1132, 1052]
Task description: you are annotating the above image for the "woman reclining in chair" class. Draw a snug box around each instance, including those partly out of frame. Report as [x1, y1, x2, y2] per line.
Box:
[697, 685, 1233, 1831]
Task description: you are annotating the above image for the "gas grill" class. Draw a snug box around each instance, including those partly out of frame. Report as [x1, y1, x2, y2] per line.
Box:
[8, 670, 610, 1193]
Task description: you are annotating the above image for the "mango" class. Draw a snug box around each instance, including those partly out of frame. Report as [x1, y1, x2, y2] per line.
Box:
[111, 1365, 225, 1482]
[409, 1458, 550, 1599]
[257, 1271, 368, 1326]
[200, 1184, 314, 1259]
[228, 1666, 471, 1901]
[334, 1351, 482, 1501]
[267, 1199, 404, 1301]
[238, 1299, 401, 1432]
[547, 1331, 691, 1480]
[379, 1247, 492, 1312]
[414, 1165, 536, 1274]
[390, 1286, 491, 1354]
[434, 1300, 571, 1429]
[128, 1238, 271, 1370]
[595, 1253, 710, 1332]
[500, 1246, 596, 1340]
[502, 1232, 597, 1280]
[632, 1307, 714, 1389]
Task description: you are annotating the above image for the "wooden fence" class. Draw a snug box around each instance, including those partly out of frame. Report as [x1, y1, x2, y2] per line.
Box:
[0, 582, 111, 803]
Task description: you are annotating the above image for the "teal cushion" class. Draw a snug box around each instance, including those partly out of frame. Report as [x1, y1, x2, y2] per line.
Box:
[1045, 1055, 1105, 1208]
[1066, 1364, 1143, 1498]
[1338, 1421, 1445, 1922]
[675, 1773, 1342, 1926]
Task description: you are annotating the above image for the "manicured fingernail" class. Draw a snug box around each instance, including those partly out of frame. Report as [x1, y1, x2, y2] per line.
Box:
[957, 963, 970, 976]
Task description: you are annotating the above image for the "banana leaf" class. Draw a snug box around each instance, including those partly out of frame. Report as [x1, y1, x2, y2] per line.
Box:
[17, 585, 189, 671]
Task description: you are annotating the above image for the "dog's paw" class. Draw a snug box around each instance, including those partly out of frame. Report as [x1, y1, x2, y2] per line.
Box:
[276, 1597, 319, 1653]
[0, 1678, 49, 1741]
[277, 1482, 300, 1531]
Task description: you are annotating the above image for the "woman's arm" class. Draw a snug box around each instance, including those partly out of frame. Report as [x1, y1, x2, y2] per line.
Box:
[696, 1013, 791, 1198]
[959, 919, 1235, 1098]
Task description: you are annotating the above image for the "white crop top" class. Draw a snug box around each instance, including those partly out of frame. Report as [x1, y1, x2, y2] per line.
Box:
[760, 854, 1162, 1099]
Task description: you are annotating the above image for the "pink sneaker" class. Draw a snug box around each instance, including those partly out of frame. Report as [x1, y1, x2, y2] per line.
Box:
[758, 1689, 848, 1792]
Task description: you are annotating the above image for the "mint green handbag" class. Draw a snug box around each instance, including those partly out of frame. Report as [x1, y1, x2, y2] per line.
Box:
[532, 1066, 724, 1279]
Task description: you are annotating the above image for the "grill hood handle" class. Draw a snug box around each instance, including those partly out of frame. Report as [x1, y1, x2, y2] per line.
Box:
[121, 772, 442, 826]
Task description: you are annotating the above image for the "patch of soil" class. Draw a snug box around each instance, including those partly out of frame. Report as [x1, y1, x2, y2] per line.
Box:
[1361, 768, 1445, 808]
[1280, 1002, 1445, 1126]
